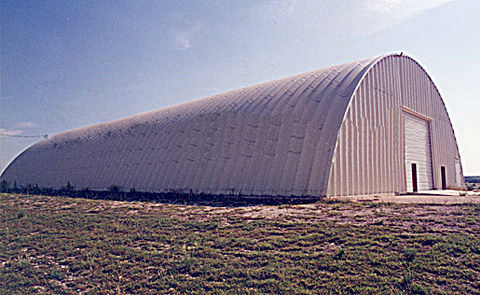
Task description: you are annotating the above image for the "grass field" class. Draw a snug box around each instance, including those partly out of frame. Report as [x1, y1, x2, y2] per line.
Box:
[1, 193, 479, 294]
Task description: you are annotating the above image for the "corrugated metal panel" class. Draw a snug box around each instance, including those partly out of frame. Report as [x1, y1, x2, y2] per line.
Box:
[1, 54, 465, 197]
[1, 56, 377, 196]
[455, 158, 462, 187]
[327, 54, 465, 196]
[404, 112, 434, 191]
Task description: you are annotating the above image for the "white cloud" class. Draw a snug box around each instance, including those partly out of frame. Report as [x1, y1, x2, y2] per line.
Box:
[14, 121, 38, 128]
[175, 24, 203, 50]
[362, 0, 453, 33]
[0, 127, 22, 136]
[176, 31, 193, 49]
[366, 0, 451, 14]
[250, 0, 453, 40]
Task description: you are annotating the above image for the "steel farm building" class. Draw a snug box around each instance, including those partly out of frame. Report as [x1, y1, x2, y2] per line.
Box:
[1, 53, 465, 197]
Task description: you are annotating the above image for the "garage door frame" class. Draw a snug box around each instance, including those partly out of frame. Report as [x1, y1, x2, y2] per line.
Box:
[402, 107, 435, 192]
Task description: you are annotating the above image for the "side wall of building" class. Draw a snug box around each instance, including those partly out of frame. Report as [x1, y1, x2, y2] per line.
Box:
[1, 57, 377, 197]
[327, 55, 464, 196]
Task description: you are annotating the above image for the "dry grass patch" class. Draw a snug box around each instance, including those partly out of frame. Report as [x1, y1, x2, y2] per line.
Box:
[1, 193, 479, 294]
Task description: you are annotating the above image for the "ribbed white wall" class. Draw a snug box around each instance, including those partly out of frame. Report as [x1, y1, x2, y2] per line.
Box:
[327, 55, 464, 196]
[1, 57, 379, 196]
[2, 54, 464, 197]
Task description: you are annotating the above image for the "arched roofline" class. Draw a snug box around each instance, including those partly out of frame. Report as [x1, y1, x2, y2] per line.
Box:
[2, 53, 464, 195]
[327, 52, 463, 193]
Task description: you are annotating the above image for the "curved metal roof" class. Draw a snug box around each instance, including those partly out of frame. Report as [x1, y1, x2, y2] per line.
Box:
[1, 55, 387, 196]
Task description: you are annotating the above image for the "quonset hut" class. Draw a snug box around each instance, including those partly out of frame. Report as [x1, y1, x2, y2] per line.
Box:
[1, 53, 465, 197]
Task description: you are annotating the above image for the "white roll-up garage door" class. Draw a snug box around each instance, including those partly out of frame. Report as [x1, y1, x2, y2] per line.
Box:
[404, 112, 434, 192]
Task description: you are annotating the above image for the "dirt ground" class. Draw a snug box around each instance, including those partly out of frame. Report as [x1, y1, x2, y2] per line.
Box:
[2, 193, 480, 294]
[330, 190, 480, 204]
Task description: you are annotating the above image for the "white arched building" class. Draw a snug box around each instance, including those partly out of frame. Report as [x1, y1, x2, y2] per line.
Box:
[1, 54, 465, 197]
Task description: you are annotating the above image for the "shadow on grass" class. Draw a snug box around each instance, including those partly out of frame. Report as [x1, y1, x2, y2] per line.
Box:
[1, 183, 322, 207]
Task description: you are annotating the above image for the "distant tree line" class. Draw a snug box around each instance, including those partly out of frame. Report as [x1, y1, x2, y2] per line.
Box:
[465, 176, 480, 183]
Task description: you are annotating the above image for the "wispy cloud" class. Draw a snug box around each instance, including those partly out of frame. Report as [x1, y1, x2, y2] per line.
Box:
[362, 0, 453, 33]
[366, 0, 451, 14]
[176, 31, 193, 50]
[0, 127, 22, 136]
[250, 0, 453, 40]
[174, 23, 203, 50]
[14, 121, 38, 128]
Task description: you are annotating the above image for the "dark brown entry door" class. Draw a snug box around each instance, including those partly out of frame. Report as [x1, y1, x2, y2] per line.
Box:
[441, 166, 447, 190]
[411, 163, 418, 192]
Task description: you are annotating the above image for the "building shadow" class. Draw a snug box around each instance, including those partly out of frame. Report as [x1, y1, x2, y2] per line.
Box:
[1, 183, 321, 207]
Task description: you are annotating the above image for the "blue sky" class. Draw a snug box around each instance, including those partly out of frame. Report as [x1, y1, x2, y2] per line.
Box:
[1, 0, 479, 175]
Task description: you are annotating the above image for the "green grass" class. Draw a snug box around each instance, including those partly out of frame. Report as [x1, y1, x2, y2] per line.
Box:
[1, 193, 479, 294]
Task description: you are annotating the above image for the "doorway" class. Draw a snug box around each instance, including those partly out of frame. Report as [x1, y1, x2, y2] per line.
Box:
[404, 111, 433, 192]
[411, 163, 418, 192]
[441, 166, 447, 190]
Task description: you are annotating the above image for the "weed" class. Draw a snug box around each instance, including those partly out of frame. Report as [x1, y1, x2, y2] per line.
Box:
[403, 248, 417, 262]
[1, 193, 479, 294]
